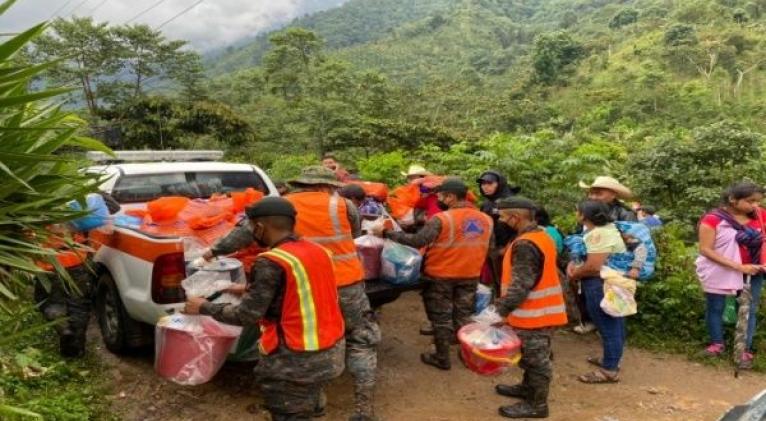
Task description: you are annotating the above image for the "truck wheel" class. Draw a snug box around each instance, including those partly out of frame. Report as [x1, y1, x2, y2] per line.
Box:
[94, 272, 131, 353]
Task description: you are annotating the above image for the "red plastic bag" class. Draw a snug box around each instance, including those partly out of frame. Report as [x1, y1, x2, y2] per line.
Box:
[155, 314, 241, 386]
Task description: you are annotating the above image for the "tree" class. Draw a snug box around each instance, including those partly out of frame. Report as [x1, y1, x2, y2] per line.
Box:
[98, 96, 255, 149]
[32, 18, 207, 114]
[609, 8, 639, 29]
[33, 17, 122, 115]
[664, 24, 697, 47]
[531, 31, 586, 85]
[627, 121, 766, 224]
[263, 28, 324, 100]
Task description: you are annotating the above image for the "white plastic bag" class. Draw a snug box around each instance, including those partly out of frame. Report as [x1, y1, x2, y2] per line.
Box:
[181, 271, 241, 305]
[472, 304, 503, 325]
[600, 267, 637, 317]
[155, 314, 241, 385]
[380, 240, 421, 285]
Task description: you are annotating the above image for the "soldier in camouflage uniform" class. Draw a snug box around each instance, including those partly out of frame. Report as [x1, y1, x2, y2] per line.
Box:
[375, 178, 493, 371]
[202, 167, 381, 421]
[34, 263, 94, 358]
[186, 198, 345, 420]
[493, 197, 569, 419]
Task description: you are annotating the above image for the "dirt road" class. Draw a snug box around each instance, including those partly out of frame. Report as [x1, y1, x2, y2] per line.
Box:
[97, 292, 765, 421]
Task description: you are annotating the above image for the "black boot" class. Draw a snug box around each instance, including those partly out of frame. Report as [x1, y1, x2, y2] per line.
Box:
[498, 401, 549, 419]
[495, 384, 529, 399]
[421, 328, 451, 370]
[348, 385, 377, 421]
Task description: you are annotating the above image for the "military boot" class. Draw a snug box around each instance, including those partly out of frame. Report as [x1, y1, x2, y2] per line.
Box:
[348, 385, 377, 421]
[312, 391, 327, 418]
[495, 384, 529, 399]
[498, 401, 549, 419]
[496, 372, 530, 399]
[420, 328, 451, 370]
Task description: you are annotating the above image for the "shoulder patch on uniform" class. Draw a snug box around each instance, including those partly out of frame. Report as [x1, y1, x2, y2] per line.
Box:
[462, 218, 486, 238]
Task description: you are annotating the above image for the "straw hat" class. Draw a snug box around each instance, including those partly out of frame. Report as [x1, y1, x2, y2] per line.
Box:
[579, 176, 633, 199]
[289, 166, 345, 188]
[401, 164, 432, 178]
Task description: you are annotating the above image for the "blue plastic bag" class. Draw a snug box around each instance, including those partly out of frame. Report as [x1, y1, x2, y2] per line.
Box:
[69, 193, 109, 232]
[380, 240, 421, 286]
[475, 284, 492, 314]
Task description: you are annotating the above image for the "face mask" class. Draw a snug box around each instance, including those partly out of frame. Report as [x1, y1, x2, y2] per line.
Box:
[437, 200, 449, 211]
[252, 224, 268, 248]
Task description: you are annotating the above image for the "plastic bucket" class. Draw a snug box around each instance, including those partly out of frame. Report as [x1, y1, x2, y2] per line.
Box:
[458, 324, 522, 376]
[155, 316, 239, 385]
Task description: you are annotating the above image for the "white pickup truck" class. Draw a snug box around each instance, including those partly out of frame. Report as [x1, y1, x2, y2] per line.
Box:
[86, 151, 277, 353]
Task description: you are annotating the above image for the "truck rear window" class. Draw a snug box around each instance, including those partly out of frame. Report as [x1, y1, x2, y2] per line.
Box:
[112, 171, 267, 203]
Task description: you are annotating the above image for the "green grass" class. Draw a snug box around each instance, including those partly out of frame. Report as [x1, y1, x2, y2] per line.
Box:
[0, 309, 117, 421]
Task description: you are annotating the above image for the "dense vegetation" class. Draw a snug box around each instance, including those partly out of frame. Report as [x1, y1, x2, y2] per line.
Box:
[206, 0, 766, 366]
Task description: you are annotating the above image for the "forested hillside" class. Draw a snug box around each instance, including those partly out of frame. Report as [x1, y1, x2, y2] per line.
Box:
[208, 0, 766, 222]
[206, 0, 455, 74]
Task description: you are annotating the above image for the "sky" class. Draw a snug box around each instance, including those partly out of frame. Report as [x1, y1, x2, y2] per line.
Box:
[0, 0, 346, 51]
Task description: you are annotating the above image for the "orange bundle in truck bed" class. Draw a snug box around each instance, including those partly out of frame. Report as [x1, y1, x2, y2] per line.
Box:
[133, 190, 264, 246]
[348, 181, 389, 202]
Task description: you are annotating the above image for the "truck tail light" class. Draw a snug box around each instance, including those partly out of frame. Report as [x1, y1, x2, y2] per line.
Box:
[152, 252, 186, 304]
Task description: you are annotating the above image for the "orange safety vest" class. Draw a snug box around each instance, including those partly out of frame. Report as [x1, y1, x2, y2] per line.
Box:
[287, 191, 364, 287]
[424, 206, 493, 280]
[501, 230, 568, 329]
[258, 240, 345, 354]
[35, 232, 88, 271]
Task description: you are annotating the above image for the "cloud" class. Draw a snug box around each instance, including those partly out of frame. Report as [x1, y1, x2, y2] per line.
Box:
[0, 0, 345, 51]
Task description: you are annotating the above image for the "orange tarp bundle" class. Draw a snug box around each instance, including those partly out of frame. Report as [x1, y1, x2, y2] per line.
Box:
[133, 190, 264, 246]
[349, 181, 389, 202]
[387, 183, 420, 220]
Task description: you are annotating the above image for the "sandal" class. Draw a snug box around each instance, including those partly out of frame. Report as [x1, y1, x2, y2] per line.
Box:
[578, 369, 619, 384]
[586, 356, 602, 368]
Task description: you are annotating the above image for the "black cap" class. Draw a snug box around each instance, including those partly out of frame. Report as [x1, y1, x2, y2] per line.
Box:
[245, 197, 297, 220]
[339, 183, 366, 201]
[434, 177, 468, 195]
[477, 173, 499, 184]
[639, 205, 656, 214]
[496, 196, 537, 210]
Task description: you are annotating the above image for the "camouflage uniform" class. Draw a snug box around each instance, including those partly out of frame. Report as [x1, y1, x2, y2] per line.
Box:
[202, 238, 346, 420]
[34, 263, 95, 357]
[495, 226, 555, 411]
[385, 202, 491, 367]
[339, 282, 381, 418]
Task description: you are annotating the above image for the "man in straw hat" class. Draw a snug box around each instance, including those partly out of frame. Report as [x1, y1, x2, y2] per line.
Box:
[201, 166, 381, 421]
[402, 164, 432, 182]
[578, 176, 637, 223]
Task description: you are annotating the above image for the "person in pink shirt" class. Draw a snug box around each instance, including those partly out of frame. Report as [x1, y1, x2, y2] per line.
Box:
[697, 182, 766, 368]
[321, 153, 352, 182]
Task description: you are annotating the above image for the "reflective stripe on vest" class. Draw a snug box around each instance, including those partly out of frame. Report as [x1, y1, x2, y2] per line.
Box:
[423, 207, 493, 280]
[262, 248, 320, 350]
[288, 192, 364, 286]
[501, 230, 568, 329]
[258, 240, 345, 355]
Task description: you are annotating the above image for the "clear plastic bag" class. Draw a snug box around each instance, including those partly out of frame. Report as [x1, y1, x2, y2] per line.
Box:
[355, 234, 385, 280]
[472, 304, 503, 325]
[155, 314, 241, 385]
[457, 322, 522, 376]
[475, 284, 493, 314]
[181, 271, 241, 305]
[380, 240, 422, 285]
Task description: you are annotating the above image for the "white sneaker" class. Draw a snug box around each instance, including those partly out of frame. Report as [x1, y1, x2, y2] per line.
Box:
[573, 322, 596, 335]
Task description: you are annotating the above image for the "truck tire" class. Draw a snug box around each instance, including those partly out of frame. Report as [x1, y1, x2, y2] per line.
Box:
[94, 272, 148, 353]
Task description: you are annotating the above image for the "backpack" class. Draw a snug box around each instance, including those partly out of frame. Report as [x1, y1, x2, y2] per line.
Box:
[564, 221, 657, 282]
[609, 221, 657, 282]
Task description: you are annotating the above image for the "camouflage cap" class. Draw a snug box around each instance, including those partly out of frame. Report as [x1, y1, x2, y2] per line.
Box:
[289, 165, 345, 188]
